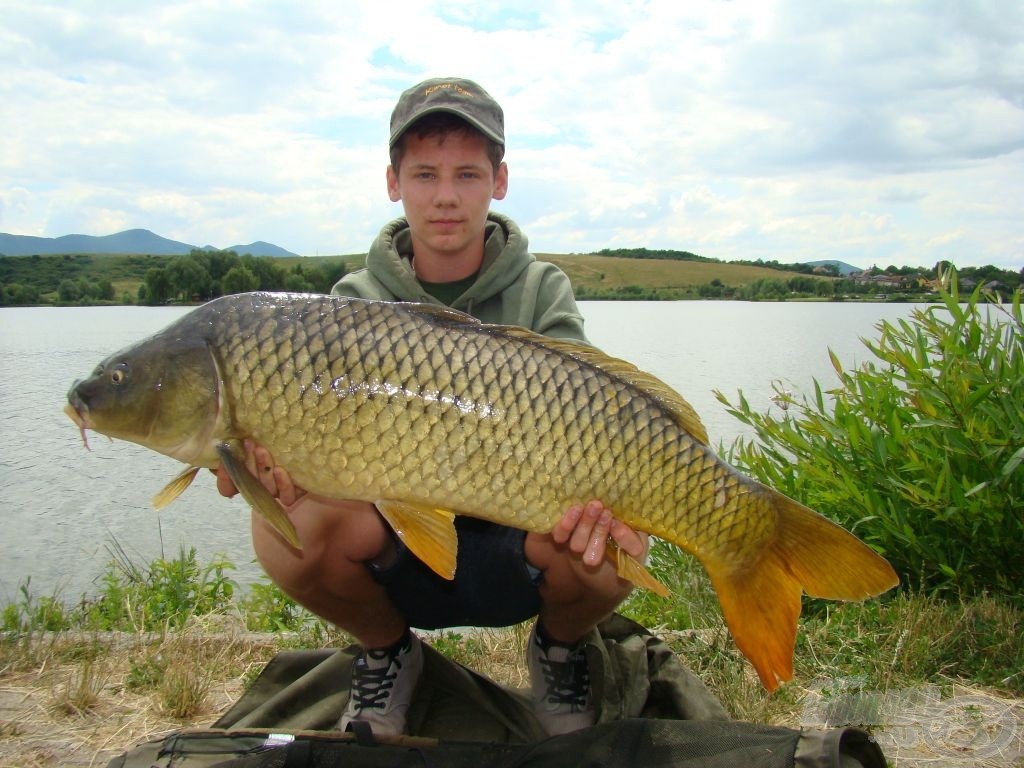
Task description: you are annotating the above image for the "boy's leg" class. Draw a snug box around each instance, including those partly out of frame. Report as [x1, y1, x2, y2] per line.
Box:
[250, 498, 407, 647]
[524, 502, 641, 645]
[251, 499, 422, 735]
[523, 506, 645, 735]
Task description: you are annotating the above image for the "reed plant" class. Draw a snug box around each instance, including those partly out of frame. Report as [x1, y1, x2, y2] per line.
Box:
[716, 275, 1024, 599]
[51, 655, 109, 716]
[1, 578, 74, 633]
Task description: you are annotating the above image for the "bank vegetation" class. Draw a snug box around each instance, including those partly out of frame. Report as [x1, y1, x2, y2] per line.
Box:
[2, 247, 1020, 306]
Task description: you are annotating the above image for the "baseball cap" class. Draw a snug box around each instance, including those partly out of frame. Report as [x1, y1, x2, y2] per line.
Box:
[389, 77, 505, 148]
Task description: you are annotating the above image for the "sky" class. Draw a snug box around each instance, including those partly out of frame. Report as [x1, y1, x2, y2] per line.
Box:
[2, 1, 1022, 271]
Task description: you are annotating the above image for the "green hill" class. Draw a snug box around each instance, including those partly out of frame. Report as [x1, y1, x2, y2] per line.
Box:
[536, 253, 817, 299]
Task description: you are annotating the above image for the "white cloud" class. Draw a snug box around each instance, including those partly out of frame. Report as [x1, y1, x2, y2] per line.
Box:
[1, 0, 1021, 270]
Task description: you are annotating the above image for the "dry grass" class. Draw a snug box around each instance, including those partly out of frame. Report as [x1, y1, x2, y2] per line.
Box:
[426, 624, 533, 690]
[537, 253, 795, 293]
[0, 617, 282, 768]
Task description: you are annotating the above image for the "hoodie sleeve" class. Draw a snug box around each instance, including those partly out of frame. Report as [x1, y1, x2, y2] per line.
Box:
[525, 262, 589, 343]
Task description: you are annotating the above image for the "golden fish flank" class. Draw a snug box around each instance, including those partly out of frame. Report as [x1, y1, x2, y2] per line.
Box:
[66, 292, 898, 691]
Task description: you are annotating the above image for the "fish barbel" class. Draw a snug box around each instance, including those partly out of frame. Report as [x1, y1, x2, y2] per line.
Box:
[65, 292, 897, 690]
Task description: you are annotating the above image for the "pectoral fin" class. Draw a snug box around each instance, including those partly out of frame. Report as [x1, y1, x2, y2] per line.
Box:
[216, 440, 301, 550]
[152, 466, 201, 509]
[375, 500, 458, 580]
[607, 540, 670, 597]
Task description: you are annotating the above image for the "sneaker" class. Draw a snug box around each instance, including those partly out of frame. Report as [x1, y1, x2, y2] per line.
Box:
[527, 623, 596, 735]
[338, 630, 423, 736]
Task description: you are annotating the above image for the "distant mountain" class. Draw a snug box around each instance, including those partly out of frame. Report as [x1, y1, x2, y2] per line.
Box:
[806, 259, 862, 276]
[223, 241, 297, 258]
[0, 228, 194, 256]
[0, 229, 297, 258]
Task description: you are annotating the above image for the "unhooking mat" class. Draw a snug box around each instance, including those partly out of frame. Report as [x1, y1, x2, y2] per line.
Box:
[105, 614, 887, 767]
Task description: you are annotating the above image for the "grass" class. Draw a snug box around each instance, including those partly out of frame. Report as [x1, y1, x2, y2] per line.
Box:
[0, 546, 353, 764]
[52, 656, 109, 716]
[0, 622, 286, 768]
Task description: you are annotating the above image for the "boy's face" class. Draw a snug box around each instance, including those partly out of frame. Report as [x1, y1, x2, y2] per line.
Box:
[387, 129, 508, 266]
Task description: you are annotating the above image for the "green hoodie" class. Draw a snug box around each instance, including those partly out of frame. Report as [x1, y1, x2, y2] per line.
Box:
[331, 212, 588, 343]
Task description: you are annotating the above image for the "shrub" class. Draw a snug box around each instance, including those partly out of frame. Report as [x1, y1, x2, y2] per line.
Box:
[84, 545, 237, 630]
[716, 276, 1024, 598]
[239, 581, 311, 632]
[1, 579, 74, 632]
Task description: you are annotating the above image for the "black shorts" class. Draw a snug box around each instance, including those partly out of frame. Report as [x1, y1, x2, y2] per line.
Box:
[368, 516, 542, 630]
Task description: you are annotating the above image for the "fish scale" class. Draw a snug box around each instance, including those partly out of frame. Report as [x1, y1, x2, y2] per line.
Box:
[66, 291, 898, 691]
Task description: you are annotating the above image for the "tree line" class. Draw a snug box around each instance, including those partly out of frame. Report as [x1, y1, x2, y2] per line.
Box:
[0, 250, 351, 306]
[136, 249, 348, 305]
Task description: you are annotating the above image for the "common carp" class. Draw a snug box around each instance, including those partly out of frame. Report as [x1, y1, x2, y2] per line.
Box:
[65, 292, 897, 690]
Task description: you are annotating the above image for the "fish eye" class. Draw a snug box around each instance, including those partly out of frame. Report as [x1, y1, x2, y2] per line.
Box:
[110, 363, 128, 385]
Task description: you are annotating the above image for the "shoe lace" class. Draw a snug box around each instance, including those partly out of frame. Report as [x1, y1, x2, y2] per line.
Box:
[538, 651, 591, 710]
[350, 650, 403, 712]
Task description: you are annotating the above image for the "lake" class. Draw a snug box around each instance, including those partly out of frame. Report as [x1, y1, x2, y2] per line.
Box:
[0, 300, 924, 601]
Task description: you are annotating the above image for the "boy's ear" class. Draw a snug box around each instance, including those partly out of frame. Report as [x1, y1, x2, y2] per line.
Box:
[386, 165, 401, 202]
[492, 161, 509, 201]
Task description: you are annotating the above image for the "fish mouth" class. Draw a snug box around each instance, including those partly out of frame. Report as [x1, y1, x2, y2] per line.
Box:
[64, 400, 92, 450]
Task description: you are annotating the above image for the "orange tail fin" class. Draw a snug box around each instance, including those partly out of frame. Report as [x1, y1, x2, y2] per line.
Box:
[704, 489, 898, 691]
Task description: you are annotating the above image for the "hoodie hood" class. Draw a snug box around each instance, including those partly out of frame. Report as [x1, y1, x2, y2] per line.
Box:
[364, 212, 534, 311]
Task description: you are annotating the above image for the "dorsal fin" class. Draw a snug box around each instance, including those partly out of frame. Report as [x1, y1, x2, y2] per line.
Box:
[490, 325, 709, 445]
[400, 301, 482, 327]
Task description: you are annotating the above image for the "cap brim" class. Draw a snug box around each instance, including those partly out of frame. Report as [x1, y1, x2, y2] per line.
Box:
[389, 106, 504, 147]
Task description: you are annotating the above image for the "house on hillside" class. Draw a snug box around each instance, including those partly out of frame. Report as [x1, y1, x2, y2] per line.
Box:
[850, 270, 904, 289]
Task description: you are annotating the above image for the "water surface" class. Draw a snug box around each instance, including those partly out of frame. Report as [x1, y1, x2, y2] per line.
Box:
[0, 300, 922, 600]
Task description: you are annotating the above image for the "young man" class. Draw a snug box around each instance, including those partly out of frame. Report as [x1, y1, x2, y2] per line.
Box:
[217, 77, 647, 737]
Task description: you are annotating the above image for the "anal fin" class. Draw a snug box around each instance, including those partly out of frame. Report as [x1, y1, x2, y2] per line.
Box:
[375, 500, 458, 580]
[607, 540, 671, 597]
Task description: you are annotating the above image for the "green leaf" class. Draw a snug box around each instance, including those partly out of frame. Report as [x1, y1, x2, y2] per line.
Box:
[1002, 445, 1024, 478]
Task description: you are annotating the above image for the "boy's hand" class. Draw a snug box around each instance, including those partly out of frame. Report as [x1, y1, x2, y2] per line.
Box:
[551, 500, 648, 566]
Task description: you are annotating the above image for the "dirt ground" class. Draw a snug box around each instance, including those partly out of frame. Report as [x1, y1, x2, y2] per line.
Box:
[2, 632, 1021, 767]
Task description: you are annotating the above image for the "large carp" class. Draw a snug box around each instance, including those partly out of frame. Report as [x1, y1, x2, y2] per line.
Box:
[66, 292, 897, 690]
